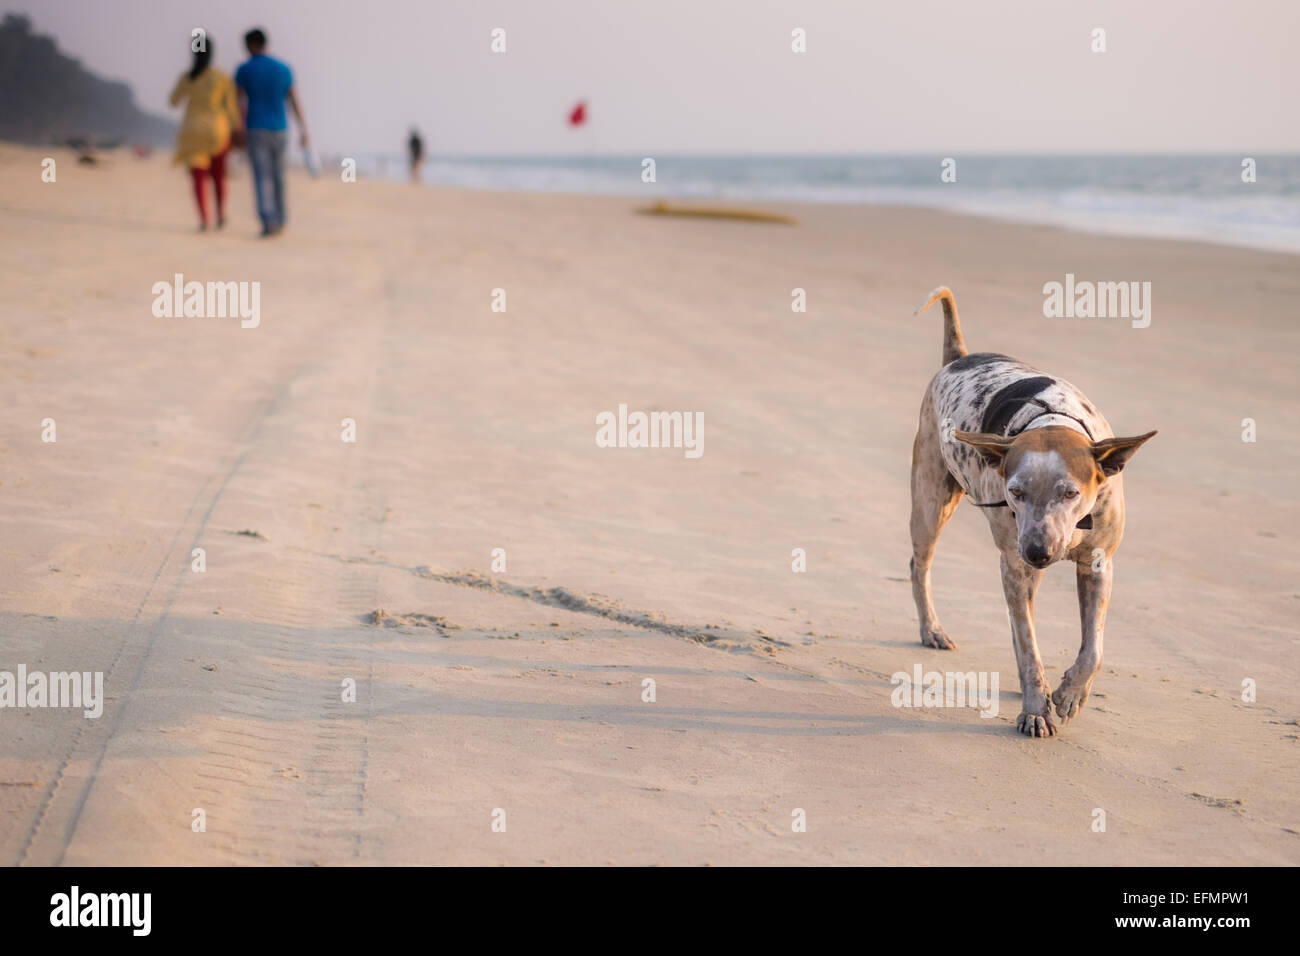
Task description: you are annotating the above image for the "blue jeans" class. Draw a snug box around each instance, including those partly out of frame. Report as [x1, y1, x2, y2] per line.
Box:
[247, 128, 287, 230]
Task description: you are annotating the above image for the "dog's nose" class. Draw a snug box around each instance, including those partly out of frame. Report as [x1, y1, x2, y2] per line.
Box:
[1024, 544, 1051, 567]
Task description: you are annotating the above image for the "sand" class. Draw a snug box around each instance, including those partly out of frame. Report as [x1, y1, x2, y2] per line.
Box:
[0, 143, 1296, 865]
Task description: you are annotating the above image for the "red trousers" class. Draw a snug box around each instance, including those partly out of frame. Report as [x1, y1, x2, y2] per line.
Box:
[189, 149, 229, 225]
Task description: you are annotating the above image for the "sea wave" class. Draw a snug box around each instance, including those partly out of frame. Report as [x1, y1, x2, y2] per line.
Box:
[342, 153, 1300, 254]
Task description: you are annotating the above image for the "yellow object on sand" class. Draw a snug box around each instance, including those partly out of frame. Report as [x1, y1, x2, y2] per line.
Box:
[637, 200, 796, 225]
[169, 68, 240, 169]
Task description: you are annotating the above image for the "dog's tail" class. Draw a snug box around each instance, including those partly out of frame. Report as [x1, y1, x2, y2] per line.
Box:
[913, 286, 968, 366]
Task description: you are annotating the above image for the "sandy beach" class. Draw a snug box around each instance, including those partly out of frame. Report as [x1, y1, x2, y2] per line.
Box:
[0, 143, 1296, 866]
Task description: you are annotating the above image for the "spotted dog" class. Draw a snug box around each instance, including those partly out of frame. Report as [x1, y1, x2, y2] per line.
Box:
[908, 287, 1156, 737]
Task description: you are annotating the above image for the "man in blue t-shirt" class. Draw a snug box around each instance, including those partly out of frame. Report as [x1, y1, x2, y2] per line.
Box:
[234, 28, 310, 236]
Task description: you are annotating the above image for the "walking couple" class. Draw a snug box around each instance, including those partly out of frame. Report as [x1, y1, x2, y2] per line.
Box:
[169, 28, 309, 237]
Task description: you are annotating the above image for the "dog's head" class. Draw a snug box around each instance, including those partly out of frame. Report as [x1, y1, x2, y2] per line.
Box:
[953, 426, 1157, 569]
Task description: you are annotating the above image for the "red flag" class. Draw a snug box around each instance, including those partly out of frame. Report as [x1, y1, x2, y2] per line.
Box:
[568, 100, 587, 127]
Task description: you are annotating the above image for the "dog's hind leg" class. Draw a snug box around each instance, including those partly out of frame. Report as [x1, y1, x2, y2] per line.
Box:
[909, 424, 963, 650]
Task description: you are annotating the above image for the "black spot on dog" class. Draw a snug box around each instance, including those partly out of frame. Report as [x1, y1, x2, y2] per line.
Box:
[981, 377, 1059, 436]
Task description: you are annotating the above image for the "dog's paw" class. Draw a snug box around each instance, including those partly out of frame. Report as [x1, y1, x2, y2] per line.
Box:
[1016, 707, 1058, 738]
[920, 626, 958, 650]
[1052, 673, 1094, 722]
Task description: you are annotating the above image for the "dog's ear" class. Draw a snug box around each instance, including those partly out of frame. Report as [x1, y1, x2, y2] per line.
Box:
[953, 430, 1015, 469]
[1091, 430, 1157, 477]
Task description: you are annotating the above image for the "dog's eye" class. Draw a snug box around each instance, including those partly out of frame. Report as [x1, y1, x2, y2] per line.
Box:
[1009, 488, 1024, 499]
[1063, 489, 1079, 499]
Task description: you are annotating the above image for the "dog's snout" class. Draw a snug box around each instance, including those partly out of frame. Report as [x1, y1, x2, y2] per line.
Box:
[1023, 542, 1051, 568]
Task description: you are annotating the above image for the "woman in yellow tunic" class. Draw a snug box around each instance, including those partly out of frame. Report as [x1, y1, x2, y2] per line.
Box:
[170, 41, 242, 230]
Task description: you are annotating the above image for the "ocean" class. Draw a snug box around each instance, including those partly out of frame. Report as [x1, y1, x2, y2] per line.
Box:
[352, 153, 1300, 254]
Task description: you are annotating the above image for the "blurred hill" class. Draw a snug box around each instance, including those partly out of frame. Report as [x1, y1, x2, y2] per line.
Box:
[0, 13, 174, 146]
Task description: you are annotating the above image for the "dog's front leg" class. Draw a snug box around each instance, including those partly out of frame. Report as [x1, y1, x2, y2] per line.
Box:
[999, 553, 1056, 737]
[1052, 558, 1112, 722]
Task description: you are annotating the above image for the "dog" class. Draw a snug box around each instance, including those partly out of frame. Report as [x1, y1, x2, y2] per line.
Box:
[908, 287, 1156, 737]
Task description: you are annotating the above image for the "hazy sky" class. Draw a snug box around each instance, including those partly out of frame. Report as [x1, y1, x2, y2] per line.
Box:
[10, 0, 1297, 155]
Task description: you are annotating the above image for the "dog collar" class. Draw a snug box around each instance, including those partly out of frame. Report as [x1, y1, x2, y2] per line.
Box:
[1016, 403, 1095, 441]
[982, 379, 1096, 442]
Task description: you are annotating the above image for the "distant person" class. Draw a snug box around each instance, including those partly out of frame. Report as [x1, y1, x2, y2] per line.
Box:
[169, 39, 241, 231]
[234, 28, 309, 237]
[408, 128, 424, 182]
